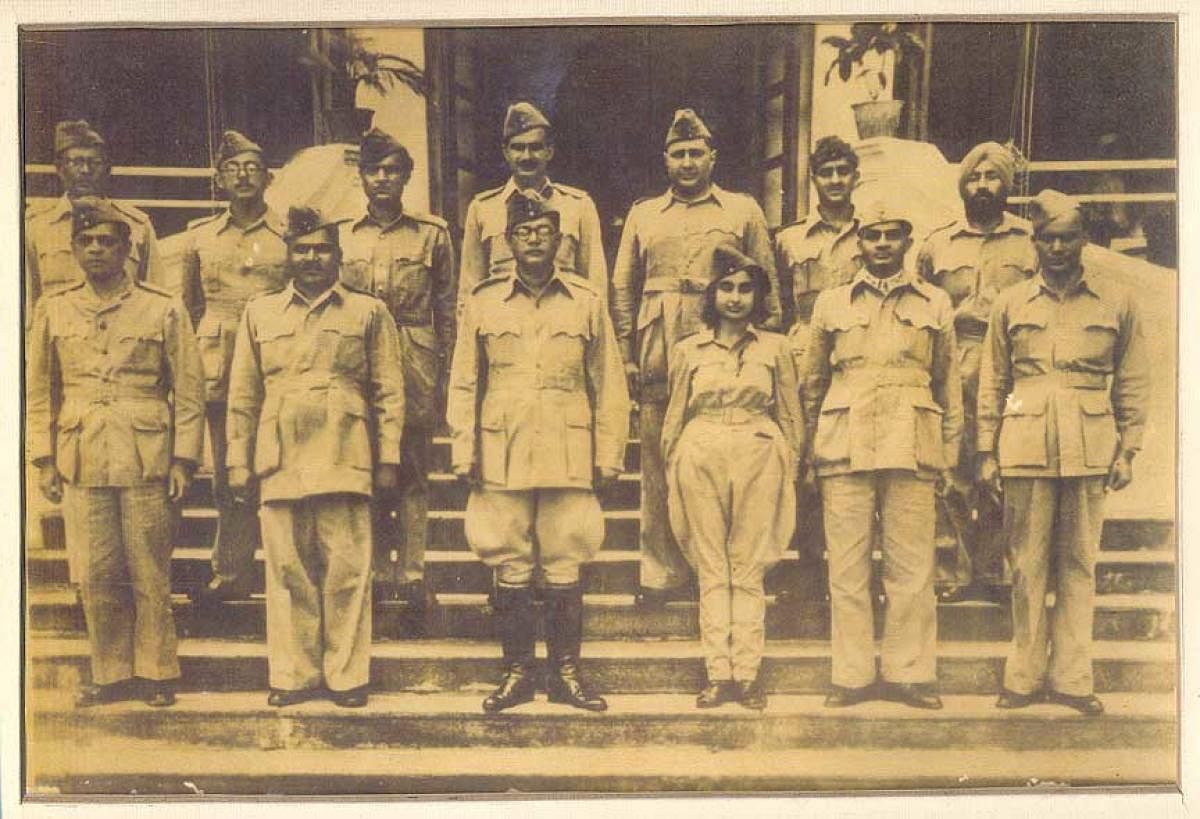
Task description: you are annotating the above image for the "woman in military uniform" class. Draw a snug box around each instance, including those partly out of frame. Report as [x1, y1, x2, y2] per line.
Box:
[662, 244, 805, 710]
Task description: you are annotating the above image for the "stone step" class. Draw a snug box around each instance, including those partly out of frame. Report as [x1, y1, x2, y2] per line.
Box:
[26, 587, 1177, 643]
[25, 545, 1177, 599]
[28, 690, 1176, 753]
[25, 736, 1176, 795]
[35, 506, 1176, 556]
[28, 636, 1175, 695]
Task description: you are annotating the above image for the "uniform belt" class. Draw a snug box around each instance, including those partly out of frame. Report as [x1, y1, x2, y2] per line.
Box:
[834, 366, 931, 390]
[642, 276, 709, 294]
[80, 386, 166, 404]
[1015, 370, 1108, 389]
[692, 406, 770, 425]
[485, 372, 584, 391]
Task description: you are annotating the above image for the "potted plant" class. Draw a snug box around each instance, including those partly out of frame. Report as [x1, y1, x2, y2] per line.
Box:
[823, 23, 925, 139]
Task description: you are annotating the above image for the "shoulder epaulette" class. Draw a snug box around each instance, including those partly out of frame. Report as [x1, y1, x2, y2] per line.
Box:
[111, 201, 150, 224]
[559, 271, 597, 294]
[551, 182, 587, 200]
[474, 185, 506, 202]
[472, 272, 512, 294]
[408, 211, 450, 231]
[42, 279, 85, 299]
[340, 279, 372, 296]
[134, 279, 174, 298]
[24, 199, 56, 221]
[185, 211, 224, 232]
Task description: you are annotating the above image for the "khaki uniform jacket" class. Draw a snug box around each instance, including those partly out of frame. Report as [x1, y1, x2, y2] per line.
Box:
[180, 208, 289, 403]
[225, 281, 406, 502]
[917, 214, 1038, 340]
[611, 184, 782, 398]
[339, 211, 457, 428]
[802, 269, 963, 478]
[774, 211, 862, 326]
[458, 178, 607, 306]
[25, 195, 164, 323]
[447, 270, 630, 490]
[27, 276, 205, 486]
[977, 270, 1149, 478]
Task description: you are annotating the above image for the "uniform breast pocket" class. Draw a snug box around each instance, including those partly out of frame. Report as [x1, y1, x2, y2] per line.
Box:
[116, 328, 165, 376]
[827, 312, 870, 367]
[938, 264, 977, 306]
[1059, 319, 1119, 370]
[339, 258, 372, 292]
[893, 300, 939, 364]
[389, 256, 432, 305]
[1008, 318, 1049, 367]
[324, 327, 367, 375]
[257, 324, 298, 376]
[545, 318, 589, 380]
[195, 316, 227, 386]
[481, 319, 523, 367]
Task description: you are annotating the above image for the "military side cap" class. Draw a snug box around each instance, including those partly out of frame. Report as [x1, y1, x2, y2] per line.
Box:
[71, 196, 129, 237]
[358, 127, 411, 167]
[215, 129, 264, 165]
[712, 242, 764, 278]
[285, 205, 341, 242]
[1029, 188, 1081, 233]
[503, 101, 551, 141]
[665, 108, 712, 146]
[856, 197, 913, 233]
[506, 191, 560, 233]
[55, 120, 105, 155]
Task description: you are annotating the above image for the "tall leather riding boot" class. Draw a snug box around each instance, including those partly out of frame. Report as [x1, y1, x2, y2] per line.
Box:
[544, 583, 607, 712]
[482, 584, 538, 713]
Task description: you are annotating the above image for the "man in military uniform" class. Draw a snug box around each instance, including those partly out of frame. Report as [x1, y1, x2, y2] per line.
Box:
[226, 206, 406, 708]
[340, 128, 457, 610]
[448, 193, 629, 713]
[183, 130, 289, 606]
[918, 141, 1039, 604]
[774, 136, 864, 599]
[611, 108, 782, 607]
[458, 101, 607, 304]
[25, 120, 164, 316]
[803, 200, 962, 711]
[27, 199, 205, 708]
[978, 190, 1148, 716]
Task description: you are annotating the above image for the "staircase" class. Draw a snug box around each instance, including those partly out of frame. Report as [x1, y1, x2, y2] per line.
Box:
[24, 438, 1178, 796]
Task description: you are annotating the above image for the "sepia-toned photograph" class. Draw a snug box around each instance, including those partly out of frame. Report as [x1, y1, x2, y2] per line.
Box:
[18, 15, 1179, 801]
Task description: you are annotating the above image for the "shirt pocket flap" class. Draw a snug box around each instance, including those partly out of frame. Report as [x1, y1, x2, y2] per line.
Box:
[824, 311, 869, 332]
[130, 409, 168, 432]
[480, 314, 522, 338]
[118, 327, 164, 343]
[1078, 390, 1114, 416]
[894, 299, 940, 330]
[548, 312, 590, 339]
[820, 382, 852, 412]
[257, 321, 296, 342]
[480, 403, 505, 431]
[911, 394, 945, 414]
[563, 402, 593, 429]
[1003, 393, 1047, 417]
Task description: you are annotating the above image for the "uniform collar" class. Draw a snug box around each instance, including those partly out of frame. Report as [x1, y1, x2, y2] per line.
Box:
[502, 176, 555, 202]
[697, 324, 759, 350]
[851, 267, 926, 299]
[949, 211, 1029, 239]
[797, 208, 860, 240]
[659, 183, 726, 212]
[352, 208, 410, 234]
[1028, 268, 1097, 301]
[503, 268, 574, 300]
[81, 272, 134, 309]
[284, 278, 347, 309]
[217, 205, 283, 236]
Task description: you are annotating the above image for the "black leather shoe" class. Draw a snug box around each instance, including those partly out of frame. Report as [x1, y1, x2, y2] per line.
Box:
[824, 684, 875, 708]
[543, 584, 608, 712]
[996, 688, 1042, 709]
[266, 688, 321, 707]
[1046, 690, 1105, 716]
[882, 682, 943, 710]
[75, 681, 135, 708]
[737, 677, 768, 711]
[482, 664, 537, 713]
[330, 686, 369, 708]
[696, 680, 737, 709]
[547, 663, 608, 712]
[143, 681, 176, 707]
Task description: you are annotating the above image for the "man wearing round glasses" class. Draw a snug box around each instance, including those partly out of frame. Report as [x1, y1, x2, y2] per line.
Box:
[182, 130, 290, 607]
[25, 120, 164, 321]
[802, 198, 962, 711]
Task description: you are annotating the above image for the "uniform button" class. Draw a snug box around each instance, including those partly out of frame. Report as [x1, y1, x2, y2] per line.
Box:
[97, 319, 106, 330]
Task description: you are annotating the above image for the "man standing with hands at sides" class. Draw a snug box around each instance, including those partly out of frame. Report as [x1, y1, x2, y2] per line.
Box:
[978, 190, 1148, 716]
[340, 128, 457, 611]
[27, 199, 205, 708]
[774, 136, 864, 600]
[458, 101, 607, 303]
[612, 108, 782, 608]
[184, 130, 290, 607]
[226, 207, 406, 709]
[803, 200, 961, 711]
[918, 141, 1038, 604]
[26, 120, 164, 315]
[448, 193, 629, 714]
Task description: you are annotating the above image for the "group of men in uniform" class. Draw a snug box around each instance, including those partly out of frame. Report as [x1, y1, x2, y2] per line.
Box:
[27, 103, 1148, 717]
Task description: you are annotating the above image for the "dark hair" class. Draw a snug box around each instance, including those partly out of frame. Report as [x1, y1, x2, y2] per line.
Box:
[701, 263, 771, 329]
[358, 145, 414, 178]
[810, 136, 859, 173]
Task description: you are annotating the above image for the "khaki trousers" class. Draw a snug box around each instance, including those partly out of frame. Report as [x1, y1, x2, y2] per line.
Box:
[260, 495, 373, 692]
[464, 487, 604, 587]
[62, 483, 180, 685]
[373, 423, 429, 583]
[822, 471, 937, 689]
[1003, 476, 1106, 697]
[639, 399, 692, 590]
[207, 402, 261, 588]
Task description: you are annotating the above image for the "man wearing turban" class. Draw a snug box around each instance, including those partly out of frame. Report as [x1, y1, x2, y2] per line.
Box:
[917, 141, 1039, 604]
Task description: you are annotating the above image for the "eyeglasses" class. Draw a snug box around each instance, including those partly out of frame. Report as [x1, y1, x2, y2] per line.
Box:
[814, 163, 855, 179]
[219, 161, 266, 177]
[860, 228, 908, 242]
[63, 157, 105, 170]
[511, 225, 556, 240]
[73, 233, 122, 248]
